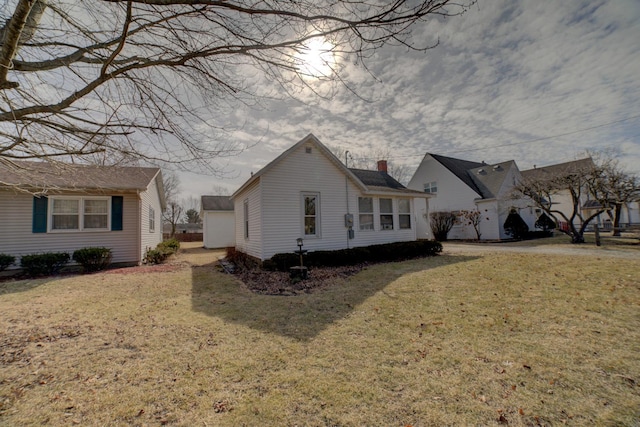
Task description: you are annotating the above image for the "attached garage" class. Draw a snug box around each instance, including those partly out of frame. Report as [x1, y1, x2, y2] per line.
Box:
[201, 195, 235, 249]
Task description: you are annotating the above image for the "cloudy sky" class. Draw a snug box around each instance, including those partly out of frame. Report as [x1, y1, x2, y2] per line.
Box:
[180, 0, 640, 200]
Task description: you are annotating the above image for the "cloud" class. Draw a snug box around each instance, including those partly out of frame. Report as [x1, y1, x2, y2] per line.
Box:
[180, 0, 640, 200]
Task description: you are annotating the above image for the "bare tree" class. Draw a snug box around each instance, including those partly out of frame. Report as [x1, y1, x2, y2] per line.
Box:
[586, 153, 640, 236]
[161, 170, 182, 237]
[0, 0, 473, 179]
[514, 159, 603, 243]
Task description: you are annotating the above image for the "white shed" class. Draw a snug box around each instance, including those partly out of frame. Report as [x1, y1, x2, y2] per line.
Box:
[201, 195, 235, 249]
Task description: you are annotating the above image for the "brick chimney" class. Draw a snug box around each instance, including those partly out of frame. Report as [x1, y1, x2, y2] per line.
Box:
[377, 160, 388, 173]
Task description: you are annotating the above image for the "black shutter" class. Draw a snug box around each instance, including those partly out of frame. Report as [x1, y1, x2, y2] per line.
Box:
[111, 196, 123, 231]
[32, 196, 48, 233]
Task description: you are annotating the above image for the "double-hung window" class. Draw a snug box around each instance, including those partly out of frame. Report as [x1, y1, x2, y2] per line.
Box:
[149, 206, 156, 232]
[50, 197, 110, 231]
[379, 198, 394, 230]
[398, 199, 411, 229]
[302, 193, 320, 237]
[358, 197, 374, 231]
[424, 181, 437, 194]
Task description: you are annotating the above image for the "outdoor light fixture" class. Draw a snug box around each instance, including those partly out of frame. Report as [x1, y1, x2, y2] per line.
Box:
[296, 237, 303, 250]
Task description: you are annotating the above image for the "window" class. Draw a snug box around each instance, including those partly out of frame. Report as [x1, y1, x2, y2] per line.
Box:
[379, 198, 394, 230]
[398, 199, 411, 229]
[358, 197, 374, 231]
[243, 200, 249, 239]
[149, 206, 155, 232]
[424, 181, 437, 193]
[50, 197, 109, 231]
[302, 193, 320, 236]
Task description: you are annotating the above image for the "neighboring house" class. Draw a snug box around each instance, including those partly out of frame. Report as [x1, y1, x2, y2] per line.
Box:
[407, 153, 536, 240]
[163, 223, 203, 235]
[520, 158, 640, 230]
[0, 161, 165, 268]
[201, 195, 234, 248]
[230, 134, 431, 260]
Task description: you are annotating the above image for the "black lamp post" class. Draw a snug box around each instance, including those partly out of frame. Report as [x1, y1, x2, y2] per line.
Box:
[296, 238, 304, 268]
[290, 237, 308, 280]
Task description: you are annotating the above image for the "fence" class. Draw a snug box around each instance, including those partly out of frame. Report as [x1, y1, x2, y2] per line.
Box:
[163, 233, 203, 242]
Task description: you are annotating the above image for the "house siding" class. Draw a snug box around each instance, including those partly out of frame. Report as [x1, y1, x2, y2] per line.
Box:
[203, 210, 235, 248]
[0, 190, 141, 266]
[408, 155, 484, 239]
[234, 179, 262, 259]
[237, 139, 419, 260]
[140, 175, 164, 259]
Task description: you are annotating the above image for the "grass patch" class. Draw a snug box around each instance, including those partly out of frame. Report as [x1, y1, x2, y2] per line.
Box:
[0, 244, 638, 426]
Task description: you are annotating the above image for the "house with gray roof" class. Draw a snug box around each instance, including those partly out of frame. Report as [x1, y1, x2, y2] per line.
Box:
[407, 153, 536, 240]
[0, 161, 165, 268]
[201, 195, 234, 248]
[230, 134, 431, 260]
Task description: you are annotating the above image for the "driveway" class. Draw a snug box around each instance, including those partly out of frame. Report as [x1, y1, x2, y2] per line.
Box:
[442, 241, 640, 260]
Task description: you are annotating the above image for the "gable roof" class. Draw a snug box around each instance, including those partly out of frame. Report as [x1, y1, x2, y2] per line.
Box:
[428, 153, 486, 196]
[467, 160, 517, 199]
[0, 160, 162, 195]
[520, 158, 595, 181]
[201, 195, 233, 211]
[232, 133, 429, 199]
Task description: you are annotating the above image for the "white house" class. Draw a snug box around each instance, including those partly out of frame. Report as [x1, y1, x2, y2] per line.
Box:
[407, 153, 536, 240]
[230, 134, 431, 261]
[0, 161, 165, 268]
[201, 195, 235, 249]
[521, 158, 640, 231]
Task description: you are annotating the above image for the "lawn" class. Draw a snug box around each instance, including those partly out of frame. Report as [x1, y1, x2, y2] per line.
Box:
[0, 244, 638, 426]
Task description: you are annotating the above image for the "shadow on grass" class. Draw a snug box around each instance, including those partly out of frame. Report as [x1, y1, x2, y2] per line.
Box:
[191, 254, 478, 341]
[0, 274, 60, 295]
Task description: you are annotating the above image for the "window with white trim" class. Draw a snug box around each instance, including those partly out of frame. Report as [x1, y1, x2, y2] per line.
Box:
[149, 206, 156, 232]
[379, 198, 394, 230]
[358, 197, 374, 231]
[398, 199, 411, 229]
[423, 181, 437, 193]
[302, 193, 320, 236]
[50, 197, 110, 231]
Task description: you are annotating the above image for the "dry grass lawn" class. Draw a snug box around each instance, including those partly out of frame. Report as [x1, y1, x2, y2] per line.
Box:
[0, 242, 638, 426]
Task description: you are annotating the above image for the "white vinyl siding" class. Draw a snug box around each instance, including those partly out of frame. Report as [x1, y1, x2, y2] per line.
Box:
[203, 210, 235, 249]
[233, 138, 419, 260]
[140, 175, 163, 259]
[0, 190, 141, 266]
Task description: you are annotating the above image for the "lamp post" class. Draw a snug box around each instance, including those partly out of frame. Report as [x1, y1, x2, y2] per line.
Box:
[290, 237, 308, 280]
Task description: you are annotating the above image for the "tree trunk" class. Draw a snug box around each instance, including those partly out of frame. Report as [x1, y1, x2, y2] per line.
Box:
[611, 204, 622, 236]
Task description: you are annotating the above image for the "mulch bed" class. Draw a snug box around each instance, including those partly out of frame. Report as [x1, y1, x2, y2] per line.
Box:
[236, 265, 364, 295]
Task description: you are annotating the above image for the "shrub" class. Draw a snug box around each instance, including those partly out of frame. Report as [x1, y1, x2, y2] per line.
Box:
[144, 248, 168, 265]
[144, 239, 182, 265]
[20, 252, 70, 277]
[158, 238, 180, 254]
[72, 247, 112, 272]
[429, 211, 457, 241]
[265, 240, 443, 272]
[535, 213, 556, 232]
[0, 253, 16, 271]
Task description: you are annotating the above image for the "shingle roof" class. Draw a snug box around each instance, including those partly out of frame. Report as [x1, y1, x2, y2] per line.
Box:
[349, 168, 405, 189]
[520, 158, 595, 181]
[429, 153, 485, 196]
[467, 160, 516, 199]
[0, 160, 160, 192]
[201, 195, 233, 211]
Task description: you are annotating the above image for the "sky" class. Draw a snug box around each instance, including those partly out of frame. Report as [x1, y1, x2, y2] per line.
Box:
[179, 0, 640, 201]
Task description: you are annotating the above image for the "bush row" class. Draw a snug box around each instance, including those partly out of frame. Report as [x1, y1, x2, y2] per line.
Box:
[144, 238, 180, 264]
[262, 240, 443, 272]
[15, 247, 115, 277]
